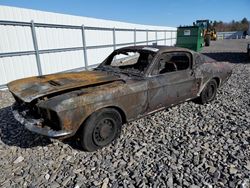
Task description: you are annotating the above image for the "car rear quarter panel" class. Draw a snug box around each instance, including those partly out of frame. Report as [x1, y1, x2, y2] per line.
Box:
[194, 61, 232, 94]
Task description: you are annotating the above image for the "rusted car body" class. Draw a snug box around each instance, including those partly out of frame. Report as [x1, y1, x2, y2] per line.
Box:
[8, 46, 232, 150]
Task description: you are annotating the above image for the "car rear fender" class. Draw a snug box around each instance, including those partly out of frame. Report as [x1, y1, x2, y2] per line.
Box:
[197, 77, 220, 96]
[194, 63, 223, 95]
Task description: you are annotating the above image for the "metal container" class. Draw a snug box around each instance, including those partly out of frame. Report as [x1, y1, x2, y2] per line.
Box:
[176, 26, 203, 51]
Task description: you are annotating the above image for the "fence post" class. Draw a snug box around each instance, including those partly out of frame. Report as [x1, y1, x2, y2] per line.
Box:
[31, 20, 42, 75]
[170, 31, 173, 46]
[146, 29, 148, 45]
[81, 25, 88, 70]
[134, 28, 136, 46]
[164, 31, 166, 45]
[113, 27, 116, 50]
[155, 31, 157, 44]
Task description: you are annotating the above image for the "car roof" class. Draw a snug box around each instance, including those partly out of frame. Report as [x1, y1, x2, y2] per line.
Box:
[115, 45, 194, 54]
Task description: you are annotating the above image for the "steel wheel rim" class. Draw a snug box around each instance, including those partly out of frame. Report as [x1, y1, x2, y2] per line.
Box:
[206, 83, 215, 101]
[93, 118, 116, 146]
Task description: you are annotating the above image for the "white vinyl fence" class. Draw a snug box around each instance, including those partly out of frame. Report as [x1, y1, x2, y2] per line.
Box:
[0, 6, 177, 89]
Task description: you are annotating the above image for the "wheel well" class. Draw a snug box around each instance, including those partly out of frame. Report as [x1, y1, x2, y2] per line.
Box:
[213, 77, 220, 87]
[84, 106, 127, 125]
[76, 106, 127, 136]
[107, 106, 127, 124]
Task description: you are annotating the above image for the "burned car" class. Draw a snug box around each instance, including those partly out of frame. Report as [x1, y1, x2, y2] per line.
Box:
[8, 46, 232, 151]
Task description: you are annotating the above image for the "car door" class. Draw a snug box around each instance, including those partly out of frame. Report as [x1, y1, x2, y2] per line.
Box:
[146, 51, 199, 113]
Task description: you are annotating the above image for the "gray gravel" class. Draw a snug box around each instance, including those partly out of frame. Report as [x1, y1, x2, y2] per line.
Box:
[0, 39, 250, 188]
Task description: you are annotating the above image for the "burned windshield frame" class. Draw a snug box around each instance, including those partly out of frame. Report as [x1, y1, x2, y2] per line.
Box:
[97, 49, 157, 76]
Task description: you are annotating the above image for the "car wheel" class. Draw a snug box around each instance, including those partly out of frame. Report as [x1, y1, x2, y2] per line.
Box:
[199, 79, 217, 104]
[80, 108, 122, 152]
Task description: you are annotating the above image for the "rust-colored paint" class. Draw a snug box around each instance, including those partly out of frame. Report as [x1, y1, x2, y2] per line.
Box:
[8, 71, 122, 103]
[8, 45, 232, 139]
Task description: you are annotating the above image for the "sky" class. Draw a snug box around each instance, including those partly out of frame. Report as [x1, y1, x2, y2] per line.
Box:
[0, 0, 249, 27]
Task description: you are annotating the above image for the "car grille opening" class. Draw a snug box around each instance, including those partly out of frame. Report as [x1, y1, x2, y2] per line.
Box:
[37, 108, 61, 130]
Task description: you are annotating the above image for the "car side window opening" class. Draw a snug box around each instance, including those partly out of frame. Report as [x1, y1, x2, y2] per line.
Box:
[105, 50, 156, 74]
[156, 52, 191, 74]
[194, 53, 203, 65]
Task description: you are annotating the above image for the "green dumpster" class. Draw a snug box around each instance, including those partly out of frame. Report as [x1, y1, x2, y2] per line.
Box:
[176, 26, 204, 52]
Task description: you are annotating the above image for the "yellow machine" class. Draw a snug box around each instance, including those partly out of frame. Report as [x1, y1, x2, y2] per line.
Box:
[210, 29, 217, 41]
[195, 20, 217, 46]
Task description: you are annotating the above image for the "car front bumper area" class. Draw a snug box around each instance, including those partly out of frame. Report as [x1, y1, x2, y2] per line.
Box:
[12, 103, 74, 138]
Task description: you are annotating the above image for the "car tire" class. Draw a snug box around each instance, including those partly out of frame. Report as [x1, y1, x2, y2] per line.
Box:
[80, 108, 122, 152]
[199, 79, 217, 104]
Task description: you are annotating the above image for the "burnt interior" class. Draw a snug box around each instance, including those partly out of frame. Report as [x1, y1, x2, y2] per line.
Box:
[157, 52, 191, 74]
[100, 49, 156, 75]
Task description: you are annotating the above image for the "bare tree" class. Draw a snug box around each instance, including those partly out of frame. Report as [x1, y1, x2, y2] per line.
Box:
[212, 18, 249, 32]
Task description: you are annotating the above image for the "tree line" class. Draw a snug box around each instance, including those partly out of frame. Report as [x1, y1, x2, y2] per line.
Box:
[212, 18, 249, 32]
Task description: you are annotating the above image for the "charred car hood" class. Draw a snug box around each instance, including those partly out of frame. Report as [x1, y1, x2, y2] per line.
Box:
[8, 71, 122, 103]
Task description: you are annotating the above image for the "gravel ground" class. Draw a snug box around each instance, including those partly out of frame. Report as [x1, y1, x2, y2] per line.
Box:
[0, 39, 250, 188]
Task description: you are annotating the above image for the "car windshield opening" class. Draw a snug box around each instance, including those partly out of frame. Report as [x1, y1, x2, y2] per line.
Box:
[101, 50, 156, 75]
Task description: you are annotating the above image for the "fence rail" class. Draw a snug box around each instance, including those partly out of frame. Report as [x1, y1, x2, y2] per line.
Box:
[0, 20, 176, 89]
[217, 31, 244, 40]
